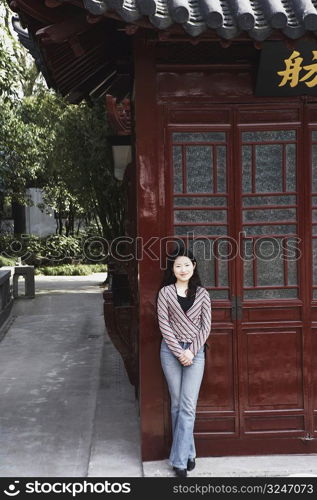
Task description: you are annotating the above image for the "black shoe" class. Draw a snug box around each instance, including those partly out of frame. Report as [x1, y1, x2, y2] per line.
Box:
[173, 467, 187, 478]
[187, 458, 196, 471]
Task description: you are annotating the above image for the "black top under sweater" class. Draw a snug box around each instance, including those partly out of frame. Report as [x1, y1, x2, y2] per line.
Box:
[176, 291, 195, 312]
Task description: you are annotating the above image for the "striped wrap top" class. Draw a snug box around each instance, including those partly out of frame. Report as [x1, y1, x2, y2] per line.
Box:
[157, 283, 212, 358]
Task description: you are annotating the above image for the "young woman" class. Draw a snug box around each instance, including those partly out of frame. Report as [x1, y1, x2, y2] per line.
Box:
[156, 248, 212, 477]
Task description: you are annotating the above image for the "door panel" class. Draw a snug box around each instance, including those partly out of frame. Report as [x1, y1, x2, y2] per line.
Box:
[170, 125, 238, 437]
[167, 103, 317, 454]
[310, 116, 317, 437]
[171, 129, 231, 301]
[198, 329, 235, 410]
[239, 127, 299, 302]
[312, 129, 317, 300]
[243, 328, 304, 408]
[237, 117, 306, 438]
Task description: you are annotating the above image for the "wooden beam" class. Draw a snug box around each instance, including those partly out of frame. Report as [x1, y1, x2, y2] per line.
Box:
[36, 12, 91, 44]
[45, 0, 61, 7]
[9, 0, 65, 24]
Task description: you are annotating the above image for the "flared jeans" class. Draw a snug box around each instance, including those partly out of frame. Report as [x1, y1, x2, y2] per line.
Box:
[160, 339, 205, 469]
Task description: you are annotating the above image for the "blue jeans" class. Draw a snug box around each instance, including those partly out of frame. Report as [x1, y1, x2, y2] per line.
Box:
[160, 339, 205, 469]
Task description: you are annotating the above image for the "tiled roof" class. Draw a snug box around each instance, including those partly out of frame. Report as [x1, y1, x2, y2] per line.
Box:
[83, 0, 317, 40]
[9, 0, 317, 102]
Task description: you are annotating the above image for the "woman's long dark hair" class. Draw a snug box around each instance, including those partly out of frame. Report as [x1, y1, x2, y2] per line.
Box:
[158, 247, 202, 298]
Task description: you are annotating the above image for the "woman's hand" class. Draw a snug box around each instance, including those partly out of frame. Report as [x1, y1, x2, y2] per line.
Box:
[179, 349, 194, 366]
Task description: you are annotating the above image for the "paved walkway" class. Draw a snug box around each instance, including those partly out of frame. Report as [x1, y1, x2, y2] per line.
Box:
[0, 274, 142, 477]
[1, 274, 317, 477]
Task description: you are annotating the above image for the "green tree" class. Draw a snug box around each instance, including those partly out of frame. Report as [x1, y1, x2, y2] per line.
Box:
[0, 1, 50, 231]
[0, 1, 43, 98]
[0, 90, 64, 197]
[45, 100, 123, 239]
[0, 3, 20, 98]
[0, 2, 123, 239]
[0, 101, 42, 200]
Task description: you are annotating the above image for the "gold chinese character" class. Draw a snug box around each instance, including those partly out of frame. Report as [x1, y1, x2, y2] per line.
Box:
[277, 50, 303, 87]
[300, 50, 317, 87]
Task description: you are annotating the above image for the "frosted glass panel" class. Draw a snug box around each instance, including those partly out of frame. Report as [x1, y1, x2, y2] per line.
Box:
[189, 239, 216, 288]
[174, 196, 227, 207]
[255, 145, 282, 192]
[241, 237, 254, 261]
[173, 132, 226, 142]
[190, 239, 214, 260]
[186, 146, 213, 193]
[313, 239, 317, 286]
[257, 254, 284, 287]
[313, 145, 317, 193]
[174, 225, 227, 236]
[196, 257, 215, 287]
[283, 237, 300, 262]
[214, 240, 229, 287]
[244, 289, 297, 299]
[312, 131, 317, 141]
[242, 145, 252, 193]
[287, 259, 297, 286]
[243, 208, 296, 222]
[242, 131, 296, 142]
[173, 130, 229, 302]
[243, 236, 299, 298]
[174, 210, 227, 223]
[244, 259, 253, 287]
[216, 145, 227, 192]
[210, 290, 228, 299]
[189, 239, 229, 289]
[257, 239, 285, 287]
[218, 258, 229, 288]
[243, 236, 270, 288]
[244, 225, 296, 235]
[243, 195, 296, 206]
[173, 146, 182, 193]
[286, 144, 296, 192]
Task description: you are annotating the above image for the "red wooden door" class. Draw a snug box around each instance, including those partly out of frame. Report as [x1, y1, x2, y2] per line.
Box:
[309, 104, 317, 441]
[167, 102, 317, 455]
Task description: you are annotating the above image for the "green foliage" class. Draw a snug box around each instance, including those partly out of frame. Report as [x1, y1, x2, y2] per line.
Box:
[0, 3, 124, 239]
[0, 91, 124, 239]
[0, 36, 18, 99]
[0, 10, 69, 227]
[0, 99, 47, 204]
[45, 100, 124, 239]
[0, 233, 45, 265]
[35, 263, 107, 276]
[39, 234, 83, 264]
[0, 254, 15, 266]
[0, 6, 21, 98]
[0, 233, 108, 266]
[0, 2, 44, 98]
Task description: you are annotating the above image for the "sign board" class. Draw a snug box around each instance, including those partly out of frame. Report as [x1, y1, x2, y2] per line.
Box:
[256, 40, 317, 96]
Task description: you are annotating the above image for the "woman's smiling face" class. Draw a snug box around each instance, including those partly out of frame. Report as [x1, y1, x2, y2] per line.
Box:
[173, 256, 196, 283]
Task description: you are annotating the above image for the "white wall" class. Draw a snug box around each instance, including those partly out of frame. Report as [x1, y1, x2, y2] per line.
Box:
[25, 188, 56, 236]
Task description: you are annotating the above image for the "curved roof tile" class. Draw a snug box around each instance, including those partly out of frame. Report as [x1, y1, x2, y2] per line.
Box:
[83, 0, 317, 39]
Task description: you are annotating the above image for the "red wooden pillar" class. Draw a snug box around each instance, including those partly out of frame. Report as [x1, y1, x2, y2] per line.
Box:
[134, 33, 166, 461]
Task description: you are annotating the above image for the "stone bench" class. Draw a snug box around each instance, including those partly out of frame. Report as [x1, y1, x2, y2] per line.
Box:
[13, 265, 35, 299]
[0, 270, 13, 334]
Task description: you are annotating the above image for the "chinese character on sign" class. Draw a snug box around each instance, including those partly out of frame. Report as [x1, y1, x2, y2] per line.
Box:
[301, 50, 317, 87]
[278, 50, 317, 88]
